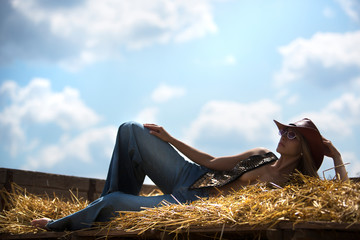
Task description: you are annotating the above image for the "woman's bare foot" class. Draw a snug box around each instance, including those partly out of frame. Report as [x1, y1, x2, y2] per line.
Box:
[31, 217, 52, 229]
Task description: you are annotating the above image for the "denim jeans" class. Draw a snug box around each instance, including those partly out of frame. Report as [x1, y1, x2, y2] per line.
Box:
[47, 122, 208, 231]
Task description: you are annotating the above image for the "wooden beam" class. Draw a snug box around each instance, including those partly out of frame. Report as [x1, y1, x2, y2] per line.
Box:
[2, 222, 360, 240]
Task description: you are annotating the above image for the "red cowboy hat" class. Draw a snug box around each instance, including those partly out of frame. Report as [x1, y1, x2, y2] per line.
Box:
[274, 118, 324, 170]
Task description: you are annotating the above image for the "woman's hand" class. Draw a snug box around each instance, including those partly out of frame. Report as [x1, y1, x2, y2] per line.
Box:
[322, 137, 341, 159]
[144, 123, 216, 166]
[143, 124, 173, 143]
[322, 136, 349, 181]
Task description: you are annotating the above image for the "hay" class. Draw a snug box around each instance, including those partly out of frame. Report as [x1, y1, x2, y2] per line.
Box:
[0, 184, 88, 234]
[1, 175, 360, 235]
[107, 176, 360, 234]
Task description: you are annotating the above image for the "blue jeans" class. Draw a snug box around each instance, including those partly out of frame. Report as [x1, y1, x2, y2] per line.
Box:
[47, 122, 208, 231]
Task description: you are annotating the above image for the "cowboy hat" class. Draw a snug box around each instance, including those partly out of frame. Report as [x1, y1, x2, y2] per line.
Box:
[274, 118, 324, 170]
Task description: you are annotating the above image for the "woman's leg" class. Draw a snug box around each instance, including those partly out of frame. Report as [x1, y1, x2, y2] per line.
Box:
[45, 122, 208, 231]
[101, 121, 207, 196]
[47, 188, 207, 231]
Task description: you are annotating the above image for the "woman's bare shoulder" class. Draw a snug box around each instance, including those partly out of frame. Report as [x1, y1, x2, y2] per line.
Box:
[247, 147, 272, 156]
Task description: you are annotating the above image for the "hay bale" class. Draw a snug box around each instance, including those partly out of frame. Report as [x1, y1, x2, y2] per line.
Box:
[0, 184, 88, 234]
[107, 176, 360, 235]
[1, 175, 359, 235]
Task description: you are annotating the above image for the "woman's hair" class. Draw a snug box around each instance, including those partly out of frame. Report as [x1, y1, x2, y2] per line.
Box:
[295, 132, 319, 178]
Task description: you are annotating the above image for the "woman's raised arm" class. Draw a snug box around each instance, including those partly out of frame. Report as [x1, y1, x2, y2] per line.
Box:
[322, 137, 349, 181]
[143, 123, 214, 166]
[143, 124, 269, 171]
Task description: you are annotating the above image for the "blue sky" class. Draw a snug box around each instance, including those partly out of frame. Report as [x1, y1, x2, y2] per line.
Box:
[1, 0, 360, 183]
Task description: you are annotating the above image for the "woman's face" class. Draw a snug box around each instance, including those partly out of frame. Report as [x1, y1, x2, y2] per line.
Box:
[276, 128, 301, 157]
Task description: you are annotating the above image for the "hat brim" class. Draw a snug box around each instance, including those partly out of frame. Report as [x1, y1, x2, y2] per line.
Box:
[274, 119, 324, 170]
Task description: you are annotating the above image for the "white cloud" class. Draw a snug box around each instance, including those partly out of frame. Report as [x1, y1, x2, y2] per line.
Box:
[336, 0, 360, 22]
[326, 93, 360, 119]
[184, 99, 282, 144]
[353, 76, 360, 89]
[24, 126, 117, 169]
[292, 93, 360, 138]
[0, 78, 100, 156]
[0, 78, 119, 175]
[151, 84, 186, 103]
[274, 31, 360, 86]
[5, 0, 217, 70]
[135, 107, 159, 123]
[275, 89, 299, 105]
[321, 151, 360, 178]
[342, 152, 360, 177]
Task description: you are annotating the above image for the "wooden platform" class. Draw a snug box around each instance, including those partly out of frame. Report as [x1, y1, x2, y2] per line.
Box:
[2, 168, 360, 239]
[0, 167, 157, 211]
[1, 221, 360, 240]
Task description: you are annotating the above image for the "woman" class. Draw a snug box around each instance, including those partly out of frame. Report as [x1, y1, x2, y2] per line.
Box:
[31, 118, 348, 231]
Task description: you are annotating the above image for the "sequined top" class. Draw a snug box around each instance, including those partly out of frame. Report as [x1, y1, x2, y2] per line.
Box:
[189, 152, 278, 189]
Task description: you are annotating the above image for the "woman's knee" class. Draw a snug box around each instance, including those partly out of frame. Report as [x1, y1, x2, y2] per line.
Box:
[116, 121, 151, 148]
[119, 121, 144, 133]
[117, 121, 142, 137]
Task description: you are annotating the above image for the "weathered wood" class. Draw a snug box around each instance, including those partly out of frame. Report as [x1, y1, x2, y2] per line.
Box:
[140, 184, 161, 195]
[0, 168, 159, 211]
[278, 221, 360, 230]
[2, 168, 360, 239]
[0, 168, 105, 207]
[0, 232, 67, 239]
[3, 169, 91, 191]
[0, 169, 7, 187]
[2, 222, 360, 240]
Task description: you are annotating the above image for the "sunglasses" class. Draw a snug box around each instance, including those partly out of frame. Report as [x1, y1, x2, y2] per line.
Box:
[279, 128, 297, 140]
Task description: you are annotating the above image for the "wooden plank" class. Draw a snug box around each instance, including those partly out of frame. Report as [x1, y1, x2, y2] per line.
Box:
[0, 232, 67, 239]
[95, 179, 105, 193]
[0, 168, 6, 185]
[278, 221, 360, 231]
[0, 168, 86, 190]
[17, 186, 89, 200]
[2, 222, 360, 240]
[68, 227, 264, 240]
[140, 184, 160, 195]
[279, 228, 360, 240]
[0, 169, 12, 211]
[0, 168, 104, 200]
[10, 170, 90, 191]
[0, 168, 159, 204]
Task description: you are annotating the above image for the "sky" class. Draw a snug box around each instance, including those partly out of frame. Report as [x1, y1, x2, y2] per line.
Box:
[1, 0, 360, 184]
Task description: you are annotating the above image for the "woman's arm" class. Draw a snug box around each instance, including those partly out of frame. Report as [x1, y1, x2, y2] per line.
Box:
[323, 137, 349, 181]
[143, 123, 214, 165]
[143, 124, 270, 171]
[200, 148, 271, 170]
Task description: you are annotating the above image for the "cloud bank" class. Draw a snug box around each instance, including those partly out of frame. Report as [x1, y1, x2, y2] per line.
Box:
[0, 79, 116, 175]
[0, 79, 101, 156]
[275, 31, 360, 86]
[336, 0, 360, 22]
[1, 0, 217, 70]
[185, 99, 282, 145]
[151, 84, 186, 103]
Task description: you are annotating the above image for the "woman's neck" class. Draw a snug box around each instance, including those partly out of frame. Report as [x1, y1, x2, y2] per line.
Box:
[272, 154, 300, 174]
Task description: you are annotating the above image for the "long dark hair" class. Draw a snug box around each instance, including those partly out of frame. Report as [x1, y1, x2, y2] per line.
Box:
[295, 132, 319, 178]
